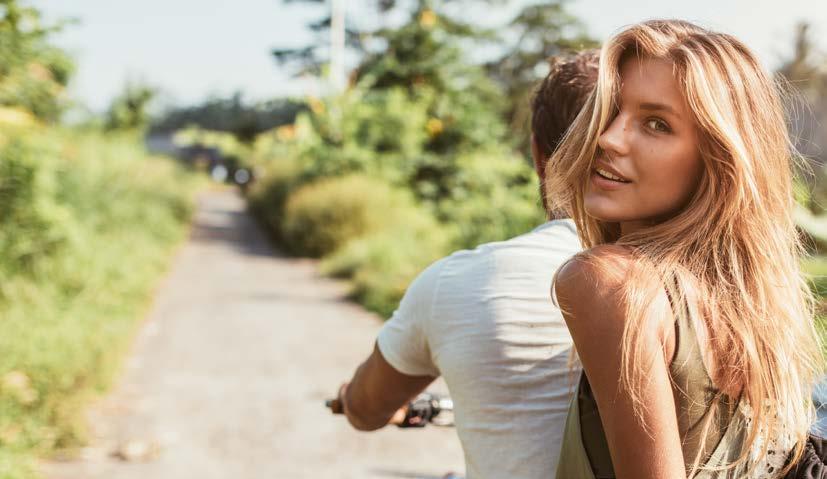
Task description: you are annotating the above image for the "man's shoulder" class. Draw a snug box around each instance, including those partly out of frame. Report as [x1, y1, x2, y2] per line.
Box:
[496, 219, 579, 250]
[405, 220, 580, 298]
[443, 220, 580, 269]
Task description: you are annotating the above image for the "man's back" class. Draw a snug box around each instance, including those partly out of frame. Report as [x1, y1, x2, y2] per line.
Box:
[377, 220, 581, 478]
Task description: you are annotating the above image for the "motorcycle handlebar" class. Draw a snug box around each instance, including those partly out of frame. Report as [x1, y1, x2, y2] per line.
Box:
[325, 392, 454, 428]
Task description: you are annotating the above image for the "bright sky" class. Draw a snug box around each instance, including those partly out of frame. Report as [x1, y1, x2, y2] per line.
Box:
[32, 0, 827, 112]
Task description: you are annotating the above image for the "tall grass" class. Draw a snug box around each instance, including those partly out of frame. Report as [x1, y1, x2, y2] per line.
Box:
[0, 127, 200, 478]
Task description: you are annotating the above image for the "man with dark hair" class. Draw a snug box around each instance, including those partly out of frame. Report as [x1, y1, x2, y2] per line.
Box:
[333, 50, 599, 478]
[531, 52, 600, 214]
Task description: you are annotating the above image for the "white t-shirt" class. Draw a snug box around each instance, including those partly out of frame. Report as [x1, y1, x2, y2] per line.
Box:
[376, 220, 582, 479]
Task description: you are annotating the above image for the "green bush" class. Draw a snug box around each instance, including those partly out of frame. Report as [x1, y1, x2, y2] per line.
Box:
[0, 2, 75, 122]
[436, 150, 546, 249]
[322, 208, 453, 317]
[282, 175, 420, 257]
[0, 137, 78, 279]
[246, 154, 303, 242]
[0, 128, 199, 475]
[246, 104, 550, 319]
[0, 449, 35, 479]
[296, 88, 430, 185]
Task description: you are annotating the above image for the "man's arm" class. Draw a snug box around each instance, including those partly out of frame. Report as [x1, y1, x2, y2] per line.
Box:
[333, 257, 445, 430]
[338, 342, 436, 431]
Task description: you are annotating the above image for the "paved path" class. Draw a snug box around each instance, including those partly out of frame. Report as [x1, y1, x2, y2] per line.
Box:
[43, 189, 465, 479]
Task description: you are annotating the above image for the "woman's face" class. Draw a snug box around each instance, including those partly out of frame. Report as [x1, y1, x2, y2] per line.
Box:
[585, 56, 703, 232]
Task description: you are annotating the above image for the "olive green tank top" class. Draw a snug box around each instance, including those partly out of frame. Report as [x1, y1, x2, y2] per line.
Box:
[555, 306, 749, 478]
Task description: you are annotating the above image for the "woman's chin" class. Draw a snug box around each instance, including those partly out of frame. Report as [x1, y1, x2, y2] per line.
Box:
[583, 199, 629, 223]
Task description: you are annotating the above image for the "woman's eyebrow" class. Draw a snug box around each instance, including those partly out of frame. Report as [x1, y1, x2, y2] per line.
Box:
[639, 102, 681, 119]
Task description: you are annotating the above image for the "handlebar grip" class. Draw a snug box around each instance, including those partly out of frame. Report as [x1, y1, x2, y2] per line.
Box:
[326, 398, 344, 414]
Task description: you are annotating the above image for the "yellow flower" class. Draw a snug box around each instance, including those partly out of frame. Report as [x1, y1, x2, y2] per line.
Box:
[2, 370, 38, 405]
[419, 9, 437, 28]
[308, 97, 326, 115]
[0, 425, 21, 445]
[0, 106, 36, 127]
[276, 124, 296, 141]
[426, 118, 444, 136]
[27, 62, 53, 82]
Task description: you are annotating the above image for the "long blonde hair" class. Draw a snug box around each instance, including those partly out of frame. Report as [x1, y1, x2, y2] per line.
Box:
[546, 19, 823, 474]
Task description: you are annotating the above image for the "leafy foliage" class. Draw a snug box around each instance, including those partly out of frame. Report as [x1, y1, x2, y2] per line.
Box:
[0, 0, 74, 122]
[485, 1, 597, 149]
[322, 224, 452, 317]
[104, 80, 156, 132]
[247, 152, 305, 243]
[0, 136, 77, 279]
[0, 128, 199, 476]
[249, 1, 572, 316]
[282, 174, 430, 257]
[435, 149, 545, 249]
[272, 0, 372, 77]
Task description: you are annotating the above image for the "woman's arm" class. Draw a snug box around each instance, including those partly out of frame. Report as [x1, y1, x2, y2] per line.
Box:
[555, 246, 685, 479]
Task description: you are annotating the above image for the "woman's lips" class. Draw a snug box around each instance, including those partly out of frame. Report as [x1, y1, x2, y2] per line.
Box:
[594, 167, 630, 182]
[591, 169, 631, 190]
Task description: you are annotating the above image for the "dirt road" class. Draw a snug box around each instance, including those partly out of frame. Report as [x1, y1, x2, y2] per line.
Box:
[43, 189, 465, 479]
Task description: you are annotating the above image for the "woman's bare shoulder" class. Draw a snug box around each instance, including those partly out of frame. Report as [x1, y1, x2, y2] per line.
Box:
[554, 245, 673, 341]
[555, 244, 637, 302]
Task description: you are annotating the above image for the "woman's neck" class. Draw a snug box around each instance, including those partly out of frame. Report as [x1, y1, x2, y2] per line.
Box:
[619, 220, 650, 237]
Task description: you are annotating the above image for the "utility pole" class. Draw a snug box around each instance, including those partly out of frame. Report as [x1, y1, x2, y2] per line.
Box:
[329, 0, 346, 92]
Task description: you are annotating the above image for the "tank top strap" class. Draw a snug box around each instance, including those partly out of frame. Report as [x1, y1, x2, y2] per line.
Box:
[666, 279, 743, 476]
[665, 278, 704, 375]
[669, 290, 714, 394]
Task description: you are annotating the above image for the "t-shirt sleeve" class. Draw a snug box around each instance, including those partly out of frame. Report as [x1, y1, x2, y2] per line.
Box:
[375, 257, 445, 378]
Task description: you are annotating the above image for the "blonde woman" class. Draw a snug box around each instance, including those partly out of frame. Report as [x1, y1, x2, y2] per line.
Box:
[548, 20, 823, 478]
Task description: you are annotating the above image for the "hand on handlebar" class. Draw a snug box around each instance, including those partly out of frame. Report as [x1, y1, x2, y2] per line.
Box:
[327, 382, 411, 426]
[327, 383, 347, 414]
[388, 404, 410, 426]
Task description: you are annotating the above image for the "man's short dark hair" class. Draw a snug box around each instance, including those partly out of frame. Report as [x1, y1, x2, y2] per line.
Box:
[530, 50, 600, 161]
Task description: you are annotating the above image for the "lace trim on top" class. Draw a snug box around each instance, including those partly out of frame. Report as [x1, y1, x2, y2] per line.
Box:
[739, 402, 795, 479]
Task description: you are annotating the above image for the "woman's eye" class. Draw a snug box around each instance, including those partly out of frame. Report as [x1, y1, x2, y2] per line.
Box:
[645, 118, 671, 133]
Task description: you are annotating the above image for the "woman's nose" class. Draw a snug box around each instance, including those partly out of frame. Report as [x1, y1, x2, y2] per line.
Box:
[597, 113, 631, 157]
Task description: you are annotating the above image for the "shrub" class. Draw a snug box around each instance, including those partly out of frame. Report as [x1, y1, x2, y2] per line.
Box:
[246, 155, 303, 242]
[0, 136, 78, 279]
[281, 175, 420, 257]
[0, 128, 199, 474]
[295, 87, 429, 186]
[322, 209, 453, 317]
[436, 150, 546, 249]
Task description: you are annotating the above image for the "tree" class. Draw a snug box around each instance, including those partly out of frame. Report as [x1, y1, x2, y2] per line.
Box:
[272, 0, 379, 78]
[486, 1, 597, 147]
[273, 0, 598, 206]
[360, 3, 503, 186]
[0, 0, 75, 122]
[104, 81, 156, 132]
[275, 0, 595, 152]
[291, 2, 506, 204]
[356, 3, 494, 92]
